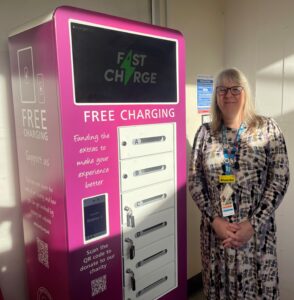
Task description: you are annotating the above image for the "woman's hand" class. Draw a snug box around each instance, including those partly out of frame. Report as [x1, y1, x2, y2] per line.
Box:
[222, 220, 254, 248]
[211, 216, 240, 240]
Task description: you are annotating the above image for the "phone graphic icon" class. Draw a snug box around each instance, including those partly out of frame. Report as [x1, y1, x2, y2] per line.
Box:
[82, 194, 109, 243]
[17, 47, 36, 103]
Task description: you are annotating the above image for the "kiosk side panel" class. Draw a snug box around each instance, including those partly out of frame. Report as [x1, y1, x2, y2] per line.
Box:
[8, 20, 69, 300]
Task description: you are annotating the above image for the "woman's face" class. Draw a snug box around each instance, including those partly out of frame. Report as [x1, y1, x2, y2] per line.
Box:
[216, 79, 245, 121]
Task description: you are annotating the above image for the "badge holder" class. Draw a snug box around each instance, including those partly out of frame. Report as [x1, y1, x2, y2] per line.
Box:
[220, 184, 235, 217]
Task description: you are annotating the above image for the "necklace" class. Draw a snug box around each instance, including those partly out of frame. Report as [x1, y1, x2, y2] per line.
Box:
[221, 123, 245, 174]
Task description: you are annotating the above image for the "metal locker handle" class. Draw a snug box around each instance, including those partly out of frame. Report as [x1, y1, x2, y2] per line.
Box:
[136, 276, 168, 297]
[136, 249, 168, 268]
[126, 269, 136, 291]
[124, 206, 135, 228]
[133, 165, 166, 177]
[132, 136, 166, 145]
[125, 238, 135, 260]
[135, 221, 167, 238]
[135, 193, 167, 207]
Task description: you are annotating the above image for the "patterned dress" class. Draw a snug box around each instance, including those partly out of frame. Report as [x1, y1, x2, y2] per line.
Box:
[188, 117, 290, 300]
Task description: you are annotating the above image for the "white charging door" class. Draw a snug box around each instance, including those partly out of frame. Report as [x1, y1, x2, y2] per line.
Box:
[124, 262, 176, 300]
[120, 152, 174, 192]
[118, 123, 174, 159]
[124, 235, 175, 279]
[123, 208, 175, 254]
[121, 180, 175, 226]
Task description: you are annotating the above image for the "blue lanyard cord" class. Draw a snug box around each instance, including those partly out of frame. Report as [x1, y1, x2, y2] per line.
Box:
[222, 123, 245, 174]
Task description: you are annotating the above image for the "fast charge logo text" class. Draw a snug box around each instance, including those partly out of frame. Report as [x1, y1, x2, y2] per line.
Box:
[104, 51, 157, 85]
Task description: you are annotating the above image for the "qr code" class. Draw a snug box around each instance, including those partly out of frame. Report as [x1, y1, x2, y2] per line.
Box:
[36, 237, 49, 268]
[91, 275, 107, 297]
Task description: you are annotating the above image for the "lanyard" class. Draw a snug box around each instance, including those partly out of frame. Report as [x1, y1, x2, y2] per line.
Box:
[222, 123, 245, 175]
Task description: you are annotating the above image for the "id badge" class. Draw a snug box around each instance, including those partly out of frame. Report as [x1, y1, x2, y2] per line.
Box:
[220, 184, 235, 217]
[219, 174, 236, 183]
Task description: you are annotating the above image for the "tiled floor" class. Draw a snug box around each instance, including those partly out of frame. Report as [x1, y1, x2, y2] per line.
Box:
[188, 289, 206, 300]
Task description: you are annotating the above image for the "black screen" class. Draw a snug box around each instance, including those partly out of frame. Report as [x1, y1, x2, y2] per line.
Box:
[83, 194, 107, 242]
[70, 22, 178, 103]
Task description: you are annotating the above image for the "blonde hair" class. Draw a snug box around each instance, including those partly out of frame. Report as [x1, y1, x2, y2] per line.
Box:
[210, 68, 262, 133]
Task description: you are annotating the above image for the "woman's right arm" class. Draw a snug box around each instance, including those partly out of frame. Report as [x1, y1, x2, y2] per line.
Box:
[188, 125, 214, 222]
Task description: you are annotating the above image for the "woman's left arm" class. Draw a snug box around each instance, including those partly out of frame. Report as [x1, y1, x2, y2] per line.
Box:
[249, 118, 290, 232]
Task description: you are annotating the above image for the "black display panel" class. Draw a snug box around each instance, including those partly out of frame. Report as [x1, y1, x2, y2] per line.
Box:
[70, 22, 178, 103]
[83, 194, 108, 242]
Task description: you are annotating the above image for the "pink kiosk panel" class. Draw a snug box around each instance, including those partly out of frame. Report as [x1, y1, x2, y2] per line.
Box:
[9, 6, 186, 300]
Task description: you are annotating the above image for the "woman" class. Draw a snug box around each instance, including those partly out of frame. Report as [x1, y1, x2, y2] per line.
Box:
[188, 68, 290, 299]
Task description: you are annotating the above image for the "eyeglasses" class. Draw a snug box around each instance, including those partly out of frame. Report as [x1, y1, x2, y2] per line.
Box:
[216, 86, 244, 95]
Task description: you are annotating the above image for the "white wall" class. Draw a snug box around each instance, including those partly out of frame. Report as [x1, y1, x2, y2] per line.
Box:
[0, 2, 150, 300]
[224, 1, 294, 299]
[166, 0, 225, 278]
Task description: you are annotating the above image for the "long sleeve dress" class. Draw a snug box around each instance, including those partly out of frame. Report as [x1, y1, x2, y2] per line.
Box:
[188, 117, 290, 300]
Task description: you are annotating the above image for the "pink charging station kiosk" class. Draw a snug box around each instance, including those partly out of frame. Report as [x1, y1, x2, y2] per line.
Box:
[9, 6, 186, 300]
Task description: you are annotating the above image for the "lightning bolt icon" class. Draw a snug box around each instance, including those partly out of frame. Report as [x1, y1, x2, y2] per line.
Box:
[120, 50, 135, 85]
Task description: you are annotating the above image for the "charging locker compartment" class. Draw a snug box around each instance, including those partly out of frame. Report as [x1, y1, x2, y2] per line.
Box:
[118, 123, 174, 160]
[121, 180, 175, 226]
[124, 235, 175, 279]
[120, 153, 175, 192]
[123, 208, 175, 254]
[124, 262, 176, 300]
